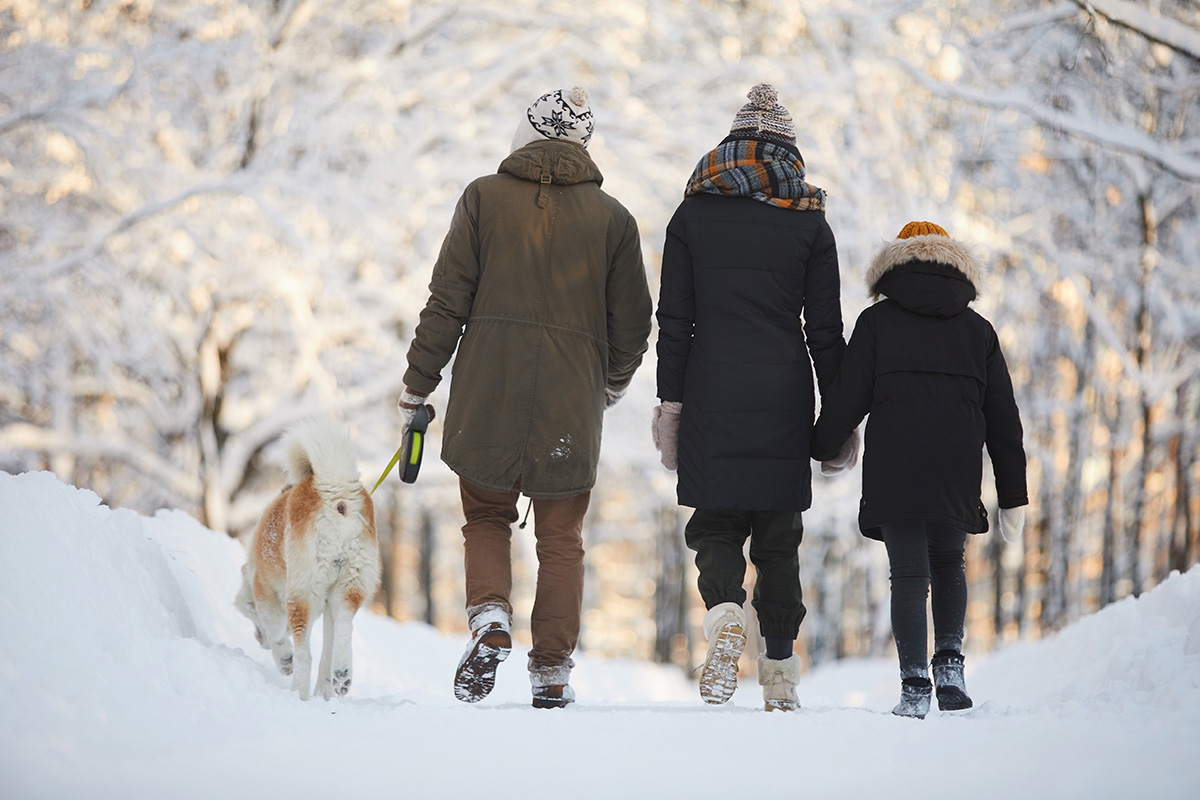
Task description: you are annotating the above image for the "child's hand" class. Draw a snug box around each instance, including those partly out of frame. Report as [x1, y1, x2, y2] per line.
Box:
[820, 429, 860, 476]
[998, 506, 1026, 542]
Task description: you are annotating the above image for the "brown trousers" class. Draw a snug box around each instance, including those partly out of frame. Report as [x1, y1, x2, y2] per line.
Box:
[459, 478, 590, 670]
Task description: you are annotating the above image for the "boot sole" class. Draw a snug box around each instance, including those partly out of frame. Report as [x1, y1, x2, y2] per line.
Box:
[936, 687, 973, 711]
[531, 696, 573, 709]
[764, 700, 798, 712]
[891, 706, 929, 719]
[453, 630, 512, 703]
[699, 623, 746, 705]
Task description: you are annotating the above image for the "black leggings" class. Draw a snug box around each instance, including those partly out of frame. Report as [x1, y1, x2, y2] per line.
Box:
[880, 521, 968, 679]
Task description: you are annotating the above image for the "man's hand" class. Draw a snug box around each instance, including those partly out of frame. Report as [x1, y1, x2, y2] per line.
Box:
[398, 388, 436, 434]
[605, 385, 628, 409]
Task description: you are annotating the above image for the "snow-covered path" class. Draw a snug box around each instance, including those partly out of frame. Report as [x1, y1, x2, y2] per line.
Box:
[2, 470, 1198, 799]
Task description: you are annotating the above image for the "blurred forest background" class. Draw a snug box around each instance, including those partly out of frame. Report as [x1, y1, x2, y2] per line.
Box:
[2, 0, 1198, 677]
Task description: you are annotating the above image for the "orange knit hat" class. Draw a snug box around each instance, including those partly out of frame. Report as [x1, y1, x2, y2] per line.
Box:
[896, 220, 948, 239]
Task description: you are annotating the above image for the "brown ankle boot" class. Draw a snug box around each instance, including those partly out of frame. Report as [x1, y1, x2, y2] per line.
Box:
[529, 661, 575, 708]
[454, 608, 512, 703]
[531, 684, 576, 709]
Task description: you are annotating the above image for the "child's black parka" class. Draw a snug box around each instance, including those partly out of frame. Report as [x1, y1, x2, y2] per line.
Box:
[811, 230, 1027, 539]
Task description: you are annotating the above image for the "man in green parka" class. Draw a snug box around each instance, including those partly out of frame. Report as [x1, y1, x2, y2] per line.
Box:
[399, 87, 653, 708]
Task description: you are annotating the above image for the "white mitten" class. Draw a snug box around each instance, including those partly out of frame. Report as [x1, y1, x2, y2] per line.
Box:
[820, 428, 860, 476]
[998, 506, 1026, 543]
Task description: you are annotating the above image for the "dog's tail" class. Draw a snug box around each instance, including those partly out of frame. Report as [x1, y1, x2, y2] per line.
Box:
[282, 416, 361, 486]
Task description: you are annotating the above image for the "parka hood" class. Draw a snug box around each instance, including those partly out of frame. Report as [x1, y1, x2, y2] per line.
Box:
[866, 233, 985, 318]
[499, 139, 604, 187]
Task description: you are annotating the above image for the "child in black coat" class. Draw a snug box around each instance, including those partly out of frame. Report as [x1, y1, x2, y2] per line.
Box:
[812, 221, 1028, 718]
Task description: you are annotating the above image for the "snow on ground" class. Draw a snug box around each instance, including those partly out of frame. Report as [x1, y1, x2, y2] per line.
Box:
[1, 470, 1198, 799]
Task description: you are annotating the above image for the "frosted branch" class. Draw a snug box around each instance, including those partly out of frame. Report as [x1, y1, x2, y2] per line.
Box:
[898, 61, 1200, 181]
[1073, 0, 1200, 60]
[0, 423, 202, 499]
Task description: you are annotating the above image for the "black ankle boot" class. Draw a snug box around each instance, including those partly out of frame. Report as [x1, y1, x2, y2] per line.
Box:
[931, 650, 973, 711]
[892, 676, 932, 719]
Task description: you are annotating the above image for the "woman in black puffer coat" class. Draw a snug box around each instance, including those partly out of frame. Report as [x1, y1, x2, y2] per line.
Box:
[653, 85, 849, 711]
[811, 220, 1028, 719]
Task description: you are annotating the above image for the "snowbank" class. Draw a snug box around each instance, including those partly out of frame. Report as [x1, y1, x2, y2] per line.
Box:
[1, 471, 1197, 799]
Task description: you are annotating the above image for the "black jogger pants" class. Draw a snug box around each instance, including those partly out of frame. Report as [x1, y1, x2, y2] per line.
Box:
[684, 509, 806, 640]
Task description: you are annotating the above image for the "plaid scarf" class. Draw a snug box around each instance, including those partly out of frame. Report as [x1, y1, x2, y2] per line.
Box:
[685, 139, 826, 212]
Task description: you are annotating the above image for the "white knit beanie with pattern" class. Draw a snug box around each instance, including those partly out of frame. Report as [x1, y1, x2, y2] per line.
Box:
[510, 87, 595, 152]
[729, 83, 796, 145]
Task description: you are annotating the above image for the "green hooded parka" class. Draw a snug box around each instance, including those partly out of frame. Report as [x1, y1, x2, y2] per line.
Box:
[404, 140, 652, 497]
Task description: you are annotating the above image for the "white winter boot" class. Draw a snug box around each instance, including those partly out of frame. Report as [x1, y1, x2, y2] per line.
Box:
[757, 654, 801, 712]
[453, 604, 512, 703]
[698, 602, 747, 705]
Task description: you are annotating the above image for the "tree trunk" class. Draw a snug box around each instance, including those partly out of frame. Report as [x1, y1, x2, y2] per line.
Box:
[377, 489, 402, 618]
[419, 509, 435, 626]
[1063, 320, 1095, 617]
[198, 319, 232, 533]
[1100, 396, 1123, 608]
[1013, 507, 1030, 637]
[1171, 380, 1198, 573]
[1127, 192, 1158, 597]
[990, 524, 1005, 646]
[806, 530, 842, 669]
[653, 506, 689, 668]
[1040, 446, 1068, 631]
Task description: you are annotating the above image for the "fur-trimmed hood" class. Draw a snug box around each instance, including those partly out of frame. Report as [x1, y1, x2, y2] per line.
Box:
[865, 234, 985, 318]
[866, 234, 984, 301]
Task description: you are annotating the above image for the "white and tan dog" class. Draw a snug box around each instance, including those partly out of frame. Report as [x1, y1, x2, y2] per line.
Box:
[235, 417, 380, 700]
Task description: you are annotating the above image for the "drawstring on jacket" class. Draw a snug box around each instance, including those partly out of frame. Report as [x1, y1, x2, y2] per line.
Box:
[518, 496, 534, 529]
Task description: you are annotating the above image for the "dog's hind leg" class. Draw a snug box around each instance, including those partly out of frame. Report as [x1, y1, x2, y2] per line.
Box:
[322, 587, 365, 698]
[315, 599, 336, 700]
[287, 595, 314, 700]
[234, 565, 267, 648]
[253, 580, 294, 676]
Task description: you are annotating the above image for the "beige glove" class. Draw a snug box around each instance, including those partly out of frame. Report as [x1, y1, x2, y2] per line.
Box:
[820, 429, 860, 476]
[651, 401, 683, 471]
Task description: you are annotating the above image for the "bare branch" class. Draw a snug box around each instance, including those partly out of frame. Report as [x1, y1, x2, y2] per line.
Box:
[391, 4, 460, 57]
[0, 68, 135, 136]
[1073, 0, 1200, 60]
[15, 178, 249, 287]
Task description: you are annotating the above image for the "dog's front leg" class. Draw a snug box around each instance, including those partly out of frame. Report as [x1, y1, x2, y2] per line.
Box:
[287, 596, 314, 700]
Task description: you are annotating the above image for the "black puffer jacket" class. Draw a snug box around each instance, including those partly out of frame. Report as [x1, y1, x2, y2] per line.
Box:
[656, 193, 845, 512]
[811, 233, 1028, 539]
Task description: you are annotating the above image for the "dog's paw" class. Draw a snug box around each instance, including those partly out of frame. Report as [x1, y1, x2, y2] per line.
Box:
[333, 668, 352, 697]
[278, 654, 293, 676]
[253, 626, 267, 648]
[315, 678, 335, 700]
